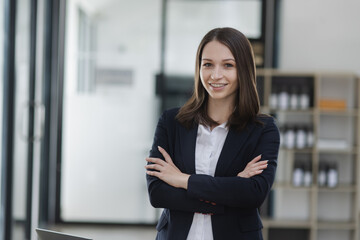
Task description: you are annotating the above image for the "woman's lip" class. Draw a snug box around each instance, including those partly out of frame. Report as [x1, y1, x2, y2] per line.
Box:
[209, 83, 227, 91]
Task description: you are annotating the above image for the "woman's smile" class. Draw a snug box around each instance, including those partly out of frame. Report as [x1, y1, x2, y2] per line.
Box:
[209, 82, 228, 90]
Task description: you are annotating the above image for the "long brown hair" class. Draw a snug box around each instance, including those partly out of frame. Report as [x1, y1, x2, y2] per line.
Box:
[176, 27, 260, 131]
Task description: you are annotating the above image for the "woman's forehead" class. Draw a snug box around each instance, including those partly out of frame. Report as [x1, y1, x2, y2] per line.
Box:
[201, 41, 234, 60]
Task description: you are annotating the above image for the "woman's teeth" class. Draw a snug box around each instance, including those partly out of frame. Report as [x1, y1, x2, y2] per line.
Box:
[210, 83, 227, 87]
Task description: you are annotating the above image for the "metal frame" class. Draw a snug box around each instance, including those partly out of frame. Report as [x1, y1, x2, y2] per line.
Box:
[1, 0, 40, 239]
[25, 0, 39, 239]
[39, 0, 66, 226]
[0, 0, 17, 239]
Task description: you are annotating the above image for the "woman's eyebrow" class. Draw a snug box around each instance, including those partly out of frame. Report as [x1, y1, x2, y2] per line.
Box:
[223, 58, 235, 62]
[201, 58, 235, 61]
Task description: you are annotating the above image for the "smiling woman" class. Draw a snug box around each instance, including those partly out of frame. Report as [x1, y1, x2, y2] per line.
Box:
[146, 27, 280, 240]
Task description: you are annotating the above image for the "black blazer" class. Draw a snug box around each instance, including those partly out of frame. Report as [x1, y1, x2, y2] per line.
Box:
[146, 108, 280, 240]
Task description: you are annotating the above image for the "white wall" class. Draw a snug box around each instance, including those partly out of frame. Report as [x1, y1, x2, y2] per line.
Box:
[278, 0, 360, 74]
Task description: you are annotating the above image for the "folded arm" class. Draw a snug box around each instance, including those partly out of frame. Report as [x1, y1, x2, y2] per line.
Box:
[187, 118, 280, 208]
[146, 110, 224, 214]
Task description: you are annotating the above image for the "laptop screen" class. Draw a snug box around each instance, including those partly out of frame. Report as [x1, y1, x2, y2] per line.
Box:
[36, 228, 93, 240]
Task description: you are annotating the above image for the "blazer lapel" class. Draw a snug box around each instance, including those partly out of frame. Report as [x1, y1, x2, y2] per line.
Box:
[178, 125, 198, 174]
[215, 123, 256, 176]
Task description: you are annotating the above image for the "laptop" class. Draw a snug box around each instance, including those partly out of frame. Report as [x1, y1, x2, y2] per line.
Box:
[36, 228, 93, 240]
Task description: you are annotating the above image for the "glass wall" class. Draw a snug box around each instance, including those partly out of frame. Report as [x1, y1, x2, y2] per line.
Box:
[61, 0, 161, 223]
[60, 0, 264, 224]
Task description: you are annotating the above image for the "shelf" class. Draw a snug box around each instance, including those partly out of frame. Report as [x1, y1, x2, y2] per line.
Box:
[318, 109, 359, 117]
[317, 147, 358, 154]
[318, 185, 356, 193]
[269, 108, 315, 114]
[280, 148, 314, 153]
[273, 182, 356, 192]
[317, 221, 356, 230]
[258, 70, 360, 240]
[263, 219, 312, 229]
[273, 182, 314, 191]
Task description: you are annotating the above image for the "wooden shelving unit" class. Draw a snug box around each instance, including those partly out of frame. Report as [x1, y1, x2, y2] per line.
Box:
[257, 69, 360, 240]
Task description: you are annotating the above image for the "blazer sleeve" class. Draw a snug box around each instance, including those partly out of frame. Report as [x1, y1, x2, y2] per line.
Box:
[146, 110, 224, 214]
[186, 117, 280, 209]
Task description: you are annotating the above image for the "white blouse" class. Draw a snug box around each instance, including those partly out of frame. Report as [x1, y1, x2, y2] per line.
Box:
[187, 123, 229, 240]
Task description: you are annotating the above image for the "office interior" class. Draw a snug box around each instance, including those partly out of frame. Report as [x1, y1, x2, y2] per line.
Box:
[0, 0, 359, 240]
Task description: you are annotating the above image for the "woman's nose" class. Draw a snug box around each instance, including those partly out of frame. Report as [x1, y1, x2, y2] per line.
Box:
[211, 67, 223, 80]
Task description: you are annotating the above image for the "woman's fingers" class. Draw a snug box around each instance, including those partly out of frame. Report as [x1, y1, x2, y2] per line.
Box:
[145, 163, 163, 171]
[238, 158, 269, 178]
[249, 154, 262, 164]
[158, 146, 175, 166]
[146, 170, 160, 177]
[146, 157, 165, 166]
[259, 162, 268, 169]
[253, 160, 268, 168]
[250, 161, 268, 170]
[248, 159, 268, 168]
[249, 163, 268, 174]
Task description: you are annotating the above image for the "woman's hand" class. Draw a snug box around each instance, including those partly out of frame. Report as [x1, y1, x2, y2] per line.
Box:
[237, 155, 268, 178]
[145, 146, 190, 189]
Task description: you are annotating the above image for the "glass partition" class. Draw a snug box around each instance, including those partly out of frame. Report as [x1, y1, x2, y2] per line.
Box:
[61, 0, 161, 223]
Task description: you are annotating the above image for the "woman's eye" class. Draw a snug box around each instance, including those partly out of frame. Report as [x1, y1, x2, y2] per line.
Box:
[225, 63, 234, 68]
[203, 63, 212, 67]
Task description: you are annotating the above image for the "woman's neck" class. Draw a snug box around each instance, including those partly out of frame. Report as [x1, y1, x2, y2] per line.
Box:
[207, 98, 235, 126]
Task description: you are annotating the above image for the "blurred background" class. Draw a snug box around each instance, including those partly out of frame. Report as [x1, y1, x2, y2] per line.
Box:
[0, 0, 359, 240]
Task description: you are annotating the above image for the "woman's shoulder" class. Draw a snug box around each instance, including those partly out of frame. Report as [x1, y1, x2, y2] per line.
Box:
[158, 107, 181, 126]
[162, 107, 181, 119]
[256, 113, 274, 121]
[255, 113, 278, 128]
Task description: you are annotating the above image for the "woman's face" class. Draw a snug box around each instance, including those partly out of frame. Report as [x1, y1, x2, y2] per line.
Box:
[200, 40, 238, 104]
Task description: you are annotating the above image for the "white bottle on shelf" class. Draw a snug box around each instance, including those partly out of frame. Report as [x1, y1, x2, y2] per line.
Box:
[327, 162, 338, 188]
[293, 162, 304, 187]
[278, 85, 289, 110]
[296, 126, 306, 149]
[299, 85, 310, 110]
[290, 86, 299, 110]
[303, 163, 312, 187]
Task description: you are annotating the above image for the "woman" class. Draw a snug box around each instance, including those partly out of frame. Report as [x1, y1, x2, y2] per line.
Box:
[145, 27, 280, 240]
